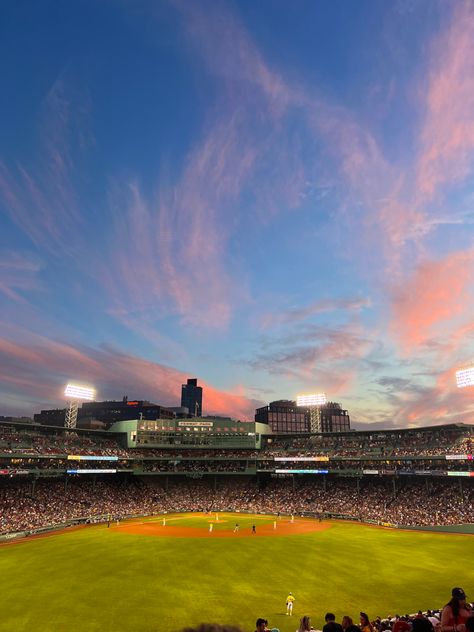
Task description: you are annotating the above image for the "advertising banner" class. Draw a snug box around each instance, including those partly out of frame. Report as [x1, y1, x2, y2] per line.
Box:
[274, 456, 329, 462]
[67, 455, 119, 461]
[274, 468, 328, 474]
[67, 469, 117, 474]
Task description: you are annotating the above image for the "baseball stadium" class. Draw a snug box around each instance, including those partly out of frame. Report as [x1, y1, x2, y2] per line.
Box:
[0, 416, 472, 632]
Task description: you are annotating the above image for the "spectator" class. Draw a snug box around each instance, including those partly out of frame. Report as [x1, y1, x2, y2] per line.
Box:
[441, 589, 472, 632]
[297, 616, 315, 631]
[343, 616, 363, 632]
[324, 613, 343, 632]
[180, 626, 243, 632]
[393, 616, 411, 632]
[412, 616, 434, 632]
[360, 613, 374, 632]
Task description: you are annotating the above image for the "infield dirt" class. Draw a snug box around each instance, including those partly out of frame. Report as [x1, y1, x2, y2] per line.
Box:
[114, 515, 331, 538]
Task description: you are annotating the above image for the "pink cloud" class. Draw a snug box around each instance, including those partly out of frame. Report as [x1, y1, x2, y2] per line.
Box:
[417, 0, 474, 200]
[173, 0, 292, 116]
[396, 365, 474, 426]
[99, 1, 401, 335]
[101, 6, 318, 330]
[390, 249, 474, 349]
[248, 323, 371, 395]
[102, 117, 255, 330]
[0, 327, 261, 420]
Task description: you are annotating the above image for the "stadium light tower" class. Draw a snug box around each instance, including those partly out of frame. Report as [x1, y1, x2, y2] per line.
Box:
[456, 366, 474, 389]
[296, 392, 327, 433]
[64, 383, 96, 429]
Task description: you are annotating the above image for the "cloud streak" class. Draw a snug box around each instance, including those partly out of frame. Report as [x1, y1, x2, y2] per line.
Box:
[0, 252, 42, 302]
[0, 325, 261, 420]
[102, 0, 397, 331]
[0, 79, 84, 257]
[260, 297, 371, 329]
[416, 0, 474, 201]
[245, 323, 372, 394]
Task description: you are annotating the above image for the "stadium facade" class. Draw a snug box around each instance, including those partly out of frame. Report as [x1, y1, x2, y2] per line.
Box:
[1, 417, 472, 537]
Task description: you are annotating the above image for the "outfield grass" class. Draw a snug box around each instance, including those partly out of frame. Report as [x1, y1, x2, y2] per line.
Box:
[0, 514, 471, 632]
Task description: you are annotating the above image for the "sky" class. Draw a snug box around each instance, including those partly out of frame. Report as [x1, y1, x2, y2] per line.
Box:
[0, 0, 474, 428]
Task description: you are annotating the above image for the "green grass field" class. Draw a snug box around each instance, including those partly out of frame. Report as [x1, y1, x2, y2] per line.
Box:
[0, 513, 471, 632]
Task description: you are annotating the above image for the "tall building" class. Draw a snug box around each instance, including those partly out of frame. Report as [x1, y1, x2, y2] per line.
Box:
[319, 402, 351, 433]
[181, 378, 203, 417]
[255, 400, 308, 433]
[255, 399, 350, 434]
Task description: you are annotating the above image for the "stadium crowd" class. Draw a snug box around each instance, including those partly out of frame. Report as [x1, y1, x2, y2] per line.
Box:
[1, 425, 472, 462]
[263, 429, 473, 458]
[1, 476, 472, 535]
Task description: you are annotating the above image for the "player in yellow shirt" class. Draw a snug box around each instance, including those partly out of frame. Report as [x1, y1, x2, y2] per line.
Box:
[286, 592, 295, 616]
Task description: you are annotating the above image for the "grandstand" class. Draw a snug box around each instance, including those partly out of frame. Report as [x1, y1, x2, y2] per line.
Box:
[0, 419, 473, 537]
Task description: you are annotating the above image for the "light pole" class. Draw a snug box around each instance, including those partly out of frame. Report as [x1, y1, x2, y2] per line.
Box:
[64, 383, 96, 429]
[296, 393, 327, 433]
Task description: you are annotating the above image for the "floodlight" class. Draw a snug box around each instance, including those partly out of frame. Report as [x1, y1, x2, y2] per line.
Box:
[296, 393, 327, 407]
[64, 383, 96, 401]
[64, 382, 96, 429]
[456, 367, 474, 388]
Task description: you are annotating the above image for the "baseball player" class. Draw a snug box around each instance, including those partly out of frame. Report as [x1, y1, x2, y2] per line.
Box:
[286, 592, 295, 616]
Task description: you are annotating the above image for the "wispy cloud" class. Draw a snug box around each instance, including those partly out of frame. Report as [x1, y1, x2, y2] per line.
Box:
[416, 0, 474, 201]
[173, 0, 292, 114]
[0, 325, 261, 419]
[245, 323, 372, 393]
[378, 364, 474, 426]
[102, 116, 255, 329]
[102, 0, 399, 331]
[0, 252, 42, 302]
[260, 297, 371, 329]
[0, 79, 85, 256]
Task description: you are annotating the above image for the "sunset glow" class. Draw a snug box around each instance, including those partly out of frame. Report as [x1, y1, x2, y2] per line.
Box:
[0, 1, 474, 428]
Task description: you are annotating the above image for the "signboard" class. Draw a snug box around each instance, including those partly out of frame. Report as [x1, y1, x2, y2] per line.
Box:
[446, 454, 472, 460]
[274, 469, 328, 474]
[178, 421, 213, 427]
[67, 469, 117, 474]
[67, 455, 118, 461]
[274, 456, 329, 462]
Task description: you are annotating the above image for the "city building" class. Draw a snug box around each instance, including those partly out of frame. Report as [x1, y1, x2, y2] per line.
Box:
[320, 402, 351, 433]
[255, 400, 308, 433]
[0, 415, 34, 424]
[34, 396, 175, 428]
[255, 399, 350, 434]
[167, 406, 190, 418]
[181, 378, 203, 417]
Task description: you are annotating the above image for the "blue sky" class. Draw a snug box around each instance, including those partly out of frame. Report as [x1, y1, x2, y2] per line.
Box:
[1, 0, 474, 427]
